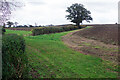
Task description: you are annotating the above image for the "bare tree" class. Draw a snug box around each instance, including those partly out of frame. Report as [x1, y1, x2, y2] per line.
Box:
[0, 0, 23, 26]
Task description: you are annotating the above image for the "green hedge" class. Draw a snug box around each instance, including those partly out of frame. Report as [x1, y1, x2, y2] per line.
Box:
[2, 34, 28, 79]
[2, 28, 6, 35]
[32, 25, 79, 36]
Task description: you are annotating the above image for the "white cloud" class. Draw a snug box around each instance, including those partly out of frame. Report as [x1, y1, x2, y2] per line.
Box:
[10, 0, 119, 25]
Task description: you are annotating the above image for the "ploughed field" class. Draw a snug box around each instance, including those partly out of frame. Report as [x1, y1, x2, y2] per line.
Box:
[75, 24, 118, 45]
[5, 24, 119, 78]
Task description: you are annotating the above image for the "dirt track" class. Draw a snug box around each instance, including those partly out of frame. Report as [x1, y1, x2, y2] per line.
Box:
[62, 28, 118, 64]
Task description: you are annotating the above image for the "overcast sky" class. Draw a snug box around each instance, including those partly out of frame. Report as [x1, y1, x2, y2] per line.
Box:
[10, 0, 119, 26]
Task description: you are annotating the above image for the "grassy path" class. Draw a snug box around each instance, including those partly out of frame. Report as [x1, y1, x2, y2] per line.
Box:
[6, 29, 118, 78]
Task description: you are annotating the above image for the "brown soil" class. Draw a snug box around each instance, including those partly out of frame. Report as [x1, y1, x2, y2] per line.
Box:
[62, 25, 118, 64]
[75, 24, 118, 45]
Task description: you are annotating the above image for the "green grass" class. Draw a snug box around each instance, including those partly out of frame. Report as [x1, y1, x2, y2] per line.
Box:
[5, 29, 118, 78]
[93, 46, 101, 49]
[85, 26, 93, 29]
[82, 42, 91, 46]
[6, 29, 32, 36]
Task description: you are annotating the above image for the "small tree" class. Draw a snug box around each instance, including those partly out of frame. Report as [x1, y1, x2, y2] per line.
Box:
[24, 25, 28, 27]
[14, 22, 18, 27]
[29, 25, 34, 27]
[66, 3, 93, 28]
[7, 21, 14, 27]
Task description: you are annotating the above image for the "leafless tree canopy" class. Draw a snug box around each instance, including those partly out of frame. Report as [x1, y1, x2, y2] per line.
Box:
[0, 0, 23, 26]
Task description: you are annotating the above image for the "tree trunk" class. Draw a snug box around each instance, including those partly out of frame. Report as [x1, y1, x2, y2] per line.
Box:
[76, 22, 81, 29]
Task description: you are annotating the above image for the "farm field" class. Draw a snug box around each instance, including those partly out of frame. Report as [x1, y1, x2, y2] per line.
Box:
[5, 25, 119, 78]
[62, 24, 119, 64]
[75, 24, 118, 45]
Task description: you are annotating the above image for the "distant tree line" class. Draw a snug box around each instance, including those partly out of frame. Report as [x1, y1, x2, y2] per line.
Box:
[5, 21, 43, 28]
[16, 25, 42, 28]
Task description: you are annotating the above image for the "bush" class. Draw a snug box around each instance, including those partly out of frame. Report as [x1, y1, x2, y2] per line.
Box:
[2, 34, 28, 79]
[2, 28, 6, 35]
[80, 25, 87, 28]
[32, 25, 80, 36]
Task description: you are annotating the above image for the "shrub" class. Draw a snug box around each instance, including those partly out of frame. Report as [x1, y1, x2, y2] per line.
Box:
[32, 28, 43, 36]
[2, 34, 28, 79]
[61, 26, 69, 31]
[2, 28, 6, 35]
[32, 25, 80, 36]
[74, 26, 79, 29]
[80, 25, 87, 28]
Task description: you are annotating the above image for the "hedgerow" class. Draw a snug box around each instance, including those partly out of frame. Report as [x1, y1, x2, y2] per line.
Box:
[2, 28, 6, 35]
[32, 25, 80, 36]
[2, 34, 28, 79]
